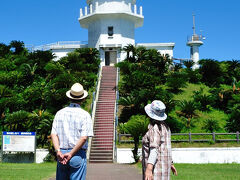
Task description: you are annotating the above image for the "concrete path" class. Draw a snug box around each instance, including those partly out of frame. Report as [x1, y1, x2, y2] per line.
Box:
[49, 163, 142, 180]
[86, 163, 142, 180]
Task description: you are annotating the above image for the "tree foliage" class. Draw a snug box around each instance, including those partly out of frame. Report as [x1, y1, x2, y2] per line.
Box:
[0, 41, 100, 148]
[119, 115, 149, 162]
[116, 45, 173, 123]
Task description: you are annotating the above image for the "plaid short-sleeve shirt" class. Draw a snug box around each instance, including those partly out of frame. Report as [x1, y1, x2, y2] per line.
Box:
[51, 103, 94, 149]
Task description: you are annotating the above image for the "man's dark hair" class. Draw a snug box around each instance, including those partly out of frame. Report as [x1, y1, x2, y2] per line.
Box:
[70, 99, 85, 104]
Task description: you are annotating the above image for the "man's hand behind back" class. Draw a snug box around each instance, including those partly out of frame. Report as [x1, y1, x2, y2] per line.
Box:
[61, 153, 73, 164]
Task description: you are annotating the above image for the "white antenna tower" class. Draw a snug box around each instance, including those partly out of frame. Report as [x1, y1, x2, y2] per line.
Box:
[187, 13, 204, 70]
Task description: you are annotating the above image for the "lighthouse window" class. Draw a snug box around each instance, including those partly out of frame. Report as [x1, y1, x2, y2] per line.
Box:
[108, 26, 114, 36]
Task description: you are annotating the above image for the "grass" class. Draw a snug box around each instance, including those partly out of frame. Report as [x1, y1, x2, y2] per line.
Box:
[173, 83, 210, 102]
[172, 142, 240, 148]
[136, 162, 240, 180]
[171, 164, 240, 180]
[0, 162, 56, 180]
[117, 142, 240, 148]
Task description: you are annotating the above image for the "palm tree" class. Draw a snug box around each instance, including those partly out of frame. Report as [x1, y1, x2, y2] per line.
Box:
[30, 109, 54, 147]
[135, 46, 148, 62]
[118, 95, 135, 107]
[10, 40, 25, 55]
[123, 44, 137, 62]
[4, 110, 30, 131]
[184, 60, 194, 69]
[120, 115, 149, 162]
[0, 43, 11, 57]
[24, 63, 37, 76]
[202, 119, 220, 132]
[177, 100, 198, 129]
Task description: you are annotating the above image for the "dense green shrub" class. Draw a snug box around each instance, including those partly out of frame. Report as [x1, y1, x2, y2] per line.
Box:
[166, 72, 188, 92]
[199, 59, 223, 87]
[226, 104, 240, 132]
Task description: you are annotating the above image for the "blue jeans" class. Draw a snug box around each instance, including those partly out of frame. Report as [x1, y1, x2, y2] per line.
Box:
[56, 149, 87, 180]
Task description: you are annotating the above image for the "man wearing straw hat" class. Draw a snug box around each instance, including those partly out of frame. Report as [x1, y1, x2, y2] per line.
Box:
[51, 83, 93, 180]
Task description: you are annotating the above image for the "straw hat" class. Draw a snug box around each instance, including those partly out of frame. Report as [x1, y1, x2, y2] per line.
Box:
[66, 83, 88, 100]
[144, 100, 167, 121]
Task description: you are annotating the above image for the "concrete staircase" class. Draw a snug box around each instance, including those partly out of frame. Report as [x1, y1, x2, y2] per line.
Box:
[89, 66, 117, 163]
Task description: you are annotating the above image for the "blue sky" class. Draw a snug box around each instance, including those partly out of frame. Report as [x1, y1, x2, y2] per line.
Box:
[1, 0, 240, 60]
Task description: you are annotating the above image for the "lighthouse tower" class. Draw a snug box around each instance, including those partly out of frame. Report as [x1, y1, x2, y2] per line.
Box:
[187, 15, 204, 70]
[78, 0, 144, 66]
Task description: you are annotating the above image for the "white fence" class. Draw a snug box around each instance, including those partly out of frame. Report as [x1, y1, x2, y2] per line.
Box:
[117, 147, 240, 164]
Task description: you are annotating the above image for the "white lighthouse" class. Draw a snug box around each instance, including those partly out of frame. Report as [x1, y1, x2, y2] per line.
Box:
[187, 14, 204, 70]
[78, 0, 144, 66]
[33, 0, 175, 62]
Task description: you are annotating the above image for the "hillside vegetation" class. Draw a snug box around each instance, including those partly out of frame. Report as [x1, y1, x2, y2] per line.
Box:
[117, 45, 240, 134]
[0, 41, 100, 149]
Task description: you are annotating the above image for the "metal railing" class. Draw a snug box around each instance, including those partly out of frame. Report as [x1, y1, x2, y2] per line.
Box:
[87, 65, 102, 160]
[80, 4, 143, 18]
[114, 67, 120, 162]
[32, 41, 88, 51]
[187, 35, 203, 42]
[118, 132, 240, 144]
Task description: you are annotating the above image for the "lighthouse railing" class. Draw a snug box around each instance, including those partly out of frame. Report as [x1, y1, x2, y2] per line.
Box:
[80, 4, 143, 18]
[187, 35, 203, 42]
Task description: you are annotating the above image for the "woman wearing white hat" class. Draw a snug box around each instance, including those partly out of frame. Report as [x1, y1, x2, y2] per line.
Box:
[142, 100, 177, 180]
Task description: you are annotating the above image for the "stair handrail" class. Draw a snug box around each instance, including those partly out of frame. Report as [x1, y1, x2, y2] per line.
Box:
[87, 65, 102, 160]
[113, 67, 120, 162]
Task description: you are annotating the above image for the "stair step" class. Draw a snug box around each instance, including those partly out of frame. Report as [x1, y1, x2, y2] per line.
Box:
[93, 134, 114, 137]
[92, 137, 113, 141]
[94, 126, 114, 129]
[95, 116, 114, 119]
[95, 113, 115, 115]
[89, 157, 113, 160]
[94, 124, 114, 127]
[90, 149, 113, 153]
[95, 109, 115, 112]
[90, 153, 113, 156]
[96, 109, 115, 111]
[94, 130, 114, 132]
[91, 146, 113, 149]
[94, 128, 114, 131]
[92, 143, 113, 146]
[89, 160, 113, 163]
[95, 116, 114, 118]
[94, 121, 114, 124]
[97, 102, 115, 105]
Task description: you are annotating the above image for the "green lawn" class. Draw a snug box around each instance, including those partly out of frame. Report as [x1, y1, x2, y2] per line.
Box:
[137, 163, 240, 180]
[173, 83, 210, 102]
[171, 164, 240, 180]
[0, 162, 56, 180]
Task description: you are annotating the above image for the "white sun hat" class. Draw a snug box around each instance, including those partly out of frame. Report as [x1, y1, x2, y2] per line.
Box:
[144, 100, 167, 121]
[66, 83, 88, 100]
